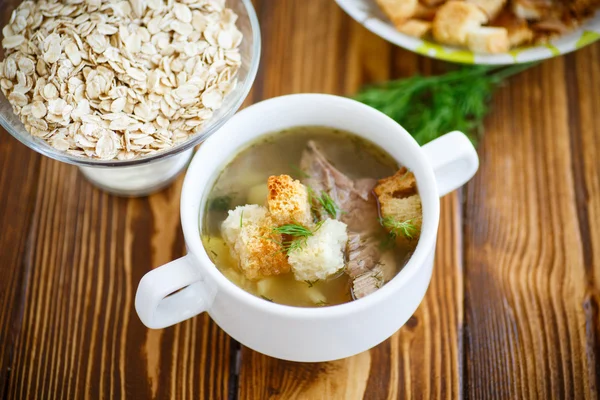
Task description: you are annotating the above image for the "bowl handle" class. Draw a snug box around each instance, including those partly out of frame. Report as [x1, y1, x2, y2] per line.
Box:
[135, 255, 207, 329]
[421, 131, 479, 197]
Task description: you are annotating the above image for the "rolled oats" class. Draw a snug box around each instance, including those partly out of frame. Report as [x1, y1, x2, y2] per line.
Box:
[0, 0, 242, 160]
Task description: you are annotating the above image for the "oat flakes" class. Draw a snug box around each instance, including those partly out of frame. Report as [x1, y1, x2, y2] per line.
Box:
[0, 0, 243, 160]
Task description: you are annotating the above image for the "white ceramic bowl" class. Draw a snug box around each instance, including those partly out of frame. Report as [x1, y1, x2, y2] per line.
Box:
[134, 94, 479, 361]
[336, 0, 600, 64]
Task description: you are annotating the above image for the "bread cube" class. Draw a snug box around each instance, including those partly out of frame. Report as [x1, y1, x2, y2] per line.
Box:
[467, 26, 510, 53]
[433, 1, 488, 46]
[397, 19, 433, 38]
[466, 0, 507, 19]
[376, 0, 419, 25]
[221, 205, 290, 280]
[267, 175, 313, 227]
[374, 168, 422, 244]
[288, 219, 348, 282]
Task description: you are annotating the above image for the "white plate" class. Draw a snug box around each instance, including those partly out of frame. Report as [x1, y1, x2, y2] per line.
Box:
[336, 0, 600, 64]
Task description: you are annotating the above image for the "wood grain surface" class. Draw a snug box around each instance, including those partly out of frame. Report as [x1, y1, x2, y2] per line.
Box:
[0, 0, 599, 399]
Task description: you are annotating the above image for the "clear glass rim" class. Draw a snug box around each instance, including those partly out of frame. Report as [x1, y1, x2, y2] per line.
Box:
[0, 0, 261, 168]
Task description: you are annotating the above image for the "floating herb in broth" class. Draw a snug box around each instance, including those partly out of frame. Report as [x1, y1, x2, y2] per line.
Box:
[201, 126, 423, 307]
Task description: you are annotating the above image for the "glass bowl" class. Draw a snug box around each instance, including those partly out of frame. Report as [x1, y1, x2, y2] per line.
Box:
[0, 0, 261, 196]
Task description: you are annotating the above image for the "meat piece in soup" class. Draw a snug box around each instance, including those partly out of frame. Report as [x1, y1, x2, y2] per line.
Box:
[201, 127, 423, 307]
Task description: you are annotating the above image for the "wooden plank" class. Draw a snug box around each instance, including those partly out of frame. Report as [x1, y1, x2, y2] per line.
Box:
[3, 160, 232, 399]
[0, 132, 40, 396]
[0, 1, 42, 395]
[237, 1, 464, 398]
[463, 54, 599, 398]
[566, 43, 600, 395]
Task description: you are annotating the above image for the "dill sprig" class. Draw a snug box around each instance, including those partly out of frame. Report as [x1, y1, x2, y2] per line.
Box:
[272, 223, 314, 237]
[290, 164, 310, 179]
[260, 295, 274, 302]
[307, 186, 343, 219]
[380, 217, 419, 241]
[354, 63, 536, 145]
[271, 221, 323, 255]
[316, 191, 342, 219]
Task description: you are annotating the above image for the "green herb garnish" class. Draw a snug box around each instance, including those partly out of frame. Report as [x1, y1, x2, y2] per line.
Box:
[307, 185, 343, 219]
[354, 64, 536, 145]
[304, 279, 319, 288]
[271, 221, 323, 255]
[209, 195, 234, 211]
[380, 217, 419, 241]
[272, 223, 314, 237]
[210, 250, 218, 257]
[240, 210, 244, 228]
[290, 164, 310, 179]
[260, 295, 274, 302]
[316, 191, 343, 219]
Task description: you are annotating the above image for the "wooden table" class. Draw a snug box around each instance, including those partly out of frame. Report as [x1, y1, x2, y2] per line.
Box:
[1, 1, 600, 398]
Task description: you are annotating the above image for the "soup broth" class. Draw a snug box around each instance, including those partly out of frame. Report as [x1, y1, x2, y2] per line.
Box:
[201, 126, 420, 307]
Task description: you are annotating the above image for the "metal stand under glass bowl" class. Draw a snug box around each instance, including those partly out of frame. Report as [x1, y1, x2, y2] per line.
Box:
[0, 0, 260, 197]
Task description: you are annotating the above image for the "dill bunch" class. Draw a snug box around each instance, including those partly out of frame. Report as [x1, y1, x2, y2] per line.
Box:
[354, 63, 535, 145]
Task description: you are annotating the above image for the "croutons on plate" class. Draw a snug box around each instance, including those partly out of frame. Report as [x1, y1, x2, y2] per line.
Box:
[397, 19, 432, 38]
[376, 0, 419, 25]
[466, 0, 507, 20]
[467, 26, 510, 53]
[433, 1, 488, 46]
[492, 9, 534, 47]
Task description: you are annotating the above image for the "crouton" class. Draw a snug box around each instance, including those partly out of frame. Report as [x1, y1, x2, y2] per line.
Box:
[376, 0, 419, 25]
[396, 19, 432, 38]
[508, 25, 534, 47]
[492, 10, 534, 46]
[532, 18, 570, 35]
[221, 205, 290, 281]
[466, 0, 507, 19]
[420, 0, 447, 7]
[374, 168, 418, 199]
[568, 0, 600, 19]
[288, 219, 348, 282]
[433, 1, 488, 46]
[512, 0, 550, 20]
[374, 168, 423, 244]
[467, 26, 510, 53]
[267, 175, 313, 227]
[414, 3, 437, 20]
